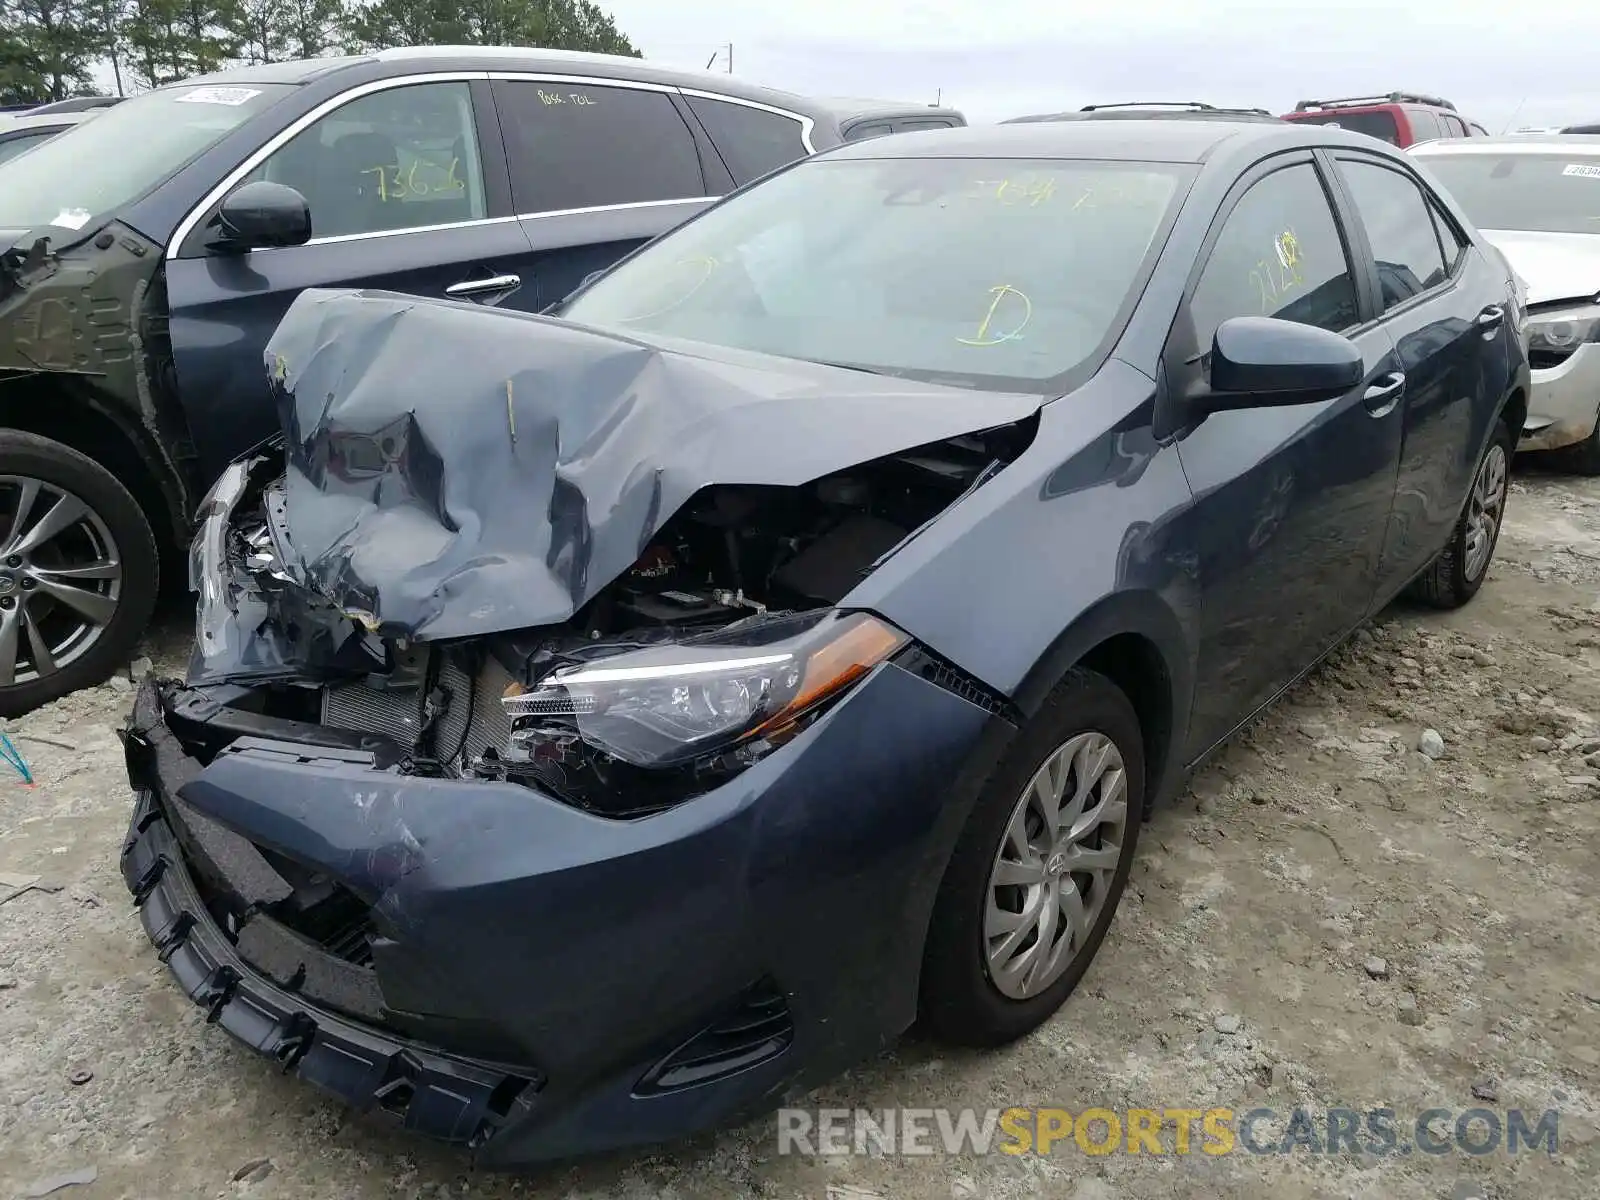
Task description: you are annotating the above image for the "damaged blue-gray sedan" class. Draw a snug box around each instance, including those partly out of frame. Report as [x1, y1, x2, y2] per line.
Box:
[120, 119, 1526, 1165]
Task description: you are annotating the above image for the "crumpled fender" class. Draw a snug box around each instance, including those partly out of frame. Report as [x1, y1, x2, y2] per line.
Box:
[0, 220, 194, 529]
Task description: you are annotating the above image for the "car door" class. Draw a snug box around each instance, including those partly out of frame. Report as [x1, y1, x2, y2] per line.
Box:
[1324, 150, 1513, 598]
[164, 76, 537, 481]
[1166, 154, 1406, 752]
[488, 76, 719, 310]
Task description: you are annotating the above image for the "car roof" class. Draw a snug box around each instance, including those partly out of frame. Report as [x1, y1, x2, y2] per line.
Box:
[1409, 134, 1600, 155]
[1005, 108, 1281, 125]
[818, 96, 965, 123]
[0, 110, 96, 132]
[171, 46, 833, 115]
[822, 118, 1385, 164]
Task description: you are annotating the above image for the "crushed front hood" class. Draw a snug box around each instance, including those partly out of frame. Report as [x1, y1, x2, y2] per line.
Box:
[240, 288, 1043, 646]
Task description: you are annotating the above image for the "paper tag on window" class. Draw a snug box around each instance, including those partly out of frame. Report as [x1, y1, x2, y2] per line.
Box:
[50, 208, 92, 230]
[176, 86, 261, 107]
[1561, 163, 1600, 179]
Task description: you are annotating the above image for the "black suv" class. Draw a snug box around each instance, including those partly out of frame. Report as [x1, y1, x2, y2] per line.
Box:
[1003, 101, 1284, 124]
[0, 48, 960, 713]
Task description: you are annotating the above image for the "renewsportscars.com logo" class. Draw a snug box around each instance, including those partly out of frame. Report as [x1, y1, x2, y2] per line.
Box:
[776, 1106, 1562, 1157]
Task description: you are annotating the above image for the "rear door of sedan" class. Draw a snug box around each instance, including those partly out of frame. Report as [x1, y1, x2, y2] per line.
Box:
[1320, 148, 1518, 597]
[488, 74, 724, 309]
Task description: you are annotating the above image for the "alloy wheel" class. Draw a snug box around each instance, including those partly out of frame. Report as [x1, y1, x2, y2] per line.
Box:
[1463, 442, 1507, 582]
[0, 475, 123, 687]
[984, 730, 1129, 1000]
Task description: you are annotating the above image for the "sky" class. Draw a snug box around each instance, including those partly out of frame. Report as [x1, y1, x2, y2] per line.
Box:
[602, 0, 1600, 132]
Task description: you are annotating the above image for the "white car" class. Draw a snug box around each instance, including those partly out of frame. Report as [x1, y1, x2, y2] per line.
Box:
[0, 109, 99, 167]
[1410, 135, 1600, 471]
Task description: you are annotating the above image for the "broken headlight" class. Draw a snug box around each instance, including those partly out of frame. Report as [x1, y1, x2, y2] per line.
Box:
[1528, 301, 1600, 362]
[501, 610, 909, 769]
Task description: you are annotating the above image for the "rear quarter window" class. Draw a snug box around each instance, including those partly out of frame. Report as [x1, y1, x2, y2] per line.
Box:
[685, 95, 809, 184]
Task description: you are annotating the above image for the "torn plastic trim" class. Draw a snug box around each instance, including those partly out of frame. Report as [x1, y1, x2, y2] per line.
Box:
[120, 785, 541, 1148]
[189, 449, 395, 687]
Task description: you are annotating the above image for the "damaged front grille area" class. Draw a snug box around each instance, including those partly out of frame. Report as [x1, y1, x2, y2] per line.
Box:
[121, 717, 542, 1150]
[320, 646, 514, 772]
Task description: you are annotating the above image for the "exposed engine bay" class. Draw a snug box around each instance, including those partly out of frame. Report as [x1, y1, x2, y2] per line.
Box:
[174, 286, 1049, 818]
[191, 421, 1031, 817]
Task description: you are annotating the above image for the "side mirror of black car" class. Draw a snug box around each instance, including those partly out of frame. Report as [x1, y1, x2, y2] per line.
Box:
[1195, 316, 1363, 413]
[208, 182, 312, 253]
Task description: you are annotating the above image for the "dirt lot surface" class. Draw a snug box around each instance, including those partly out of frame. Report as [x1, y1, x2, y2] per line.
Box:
[2, 468, 1598, 1200]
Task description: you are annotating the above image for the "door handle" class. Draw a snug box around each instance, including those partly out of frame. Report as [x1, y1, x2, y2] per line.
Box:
[1476, 305, 1505, 335]
[1362, 371, 1405, 415]
[445, 273, 522, 304]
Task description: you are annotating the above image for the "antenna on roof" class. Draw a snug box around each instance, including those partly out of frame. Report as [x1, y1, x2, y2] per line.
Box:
[705, 43, 733, 73]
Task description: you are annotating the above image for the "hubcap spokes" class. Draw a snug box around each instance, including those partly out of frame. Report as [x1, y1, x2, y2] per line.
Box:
[984, 731, 1128, 1000]
[0, 476, 123, 687]
[1463, 444, 1507, 582]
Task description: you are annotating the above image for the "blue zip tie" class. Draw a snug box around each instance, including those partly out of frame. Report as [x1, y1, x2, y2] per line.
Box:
[0, 733, 32, 784]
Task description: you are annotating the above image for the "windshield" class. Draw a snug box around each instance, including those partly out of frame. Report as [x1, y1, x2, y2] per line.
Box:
[0, 83, 294, 231]
[1286, 110, 1400, 144]
[559, 156, 1189, 392]
[1419, 152, 1600, 235]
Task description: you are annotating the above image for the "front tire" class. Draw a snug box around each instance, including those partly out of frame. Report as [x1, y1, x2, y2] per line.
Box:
[0, 431, 159, 717]
[920, 668, 1144, 1047]
[1407, 418, 1512, 610]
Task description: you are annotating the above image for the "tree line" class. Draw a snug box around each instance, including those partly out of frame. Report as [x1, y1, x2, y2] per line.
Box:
[0, 0, 640, 104]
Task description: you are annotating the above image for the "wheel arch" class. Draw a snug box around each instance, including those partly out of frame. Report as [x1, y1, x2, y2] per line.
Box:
[1499, 385, 1527, 444]
[0, 375, 190, 579]
[1010, 590, 1195, 818]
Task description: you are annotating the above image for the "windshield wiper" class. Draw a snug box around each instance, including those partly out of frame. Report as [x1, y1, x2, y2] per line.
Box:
[809, 358, 895, 376]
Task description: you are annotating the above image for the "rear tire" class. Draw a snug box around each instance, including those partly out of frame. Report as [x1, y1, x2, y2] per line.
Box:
[1407, 418, 1512, 610]
[0, 431, 159, 717]
[919, 668, 1144, 1047]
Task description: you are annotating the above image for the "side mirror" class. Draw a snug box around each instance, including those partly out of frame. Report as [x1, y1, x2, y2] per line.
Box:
[1196, 316, 1363, 412]
[208, 182, 311, 253]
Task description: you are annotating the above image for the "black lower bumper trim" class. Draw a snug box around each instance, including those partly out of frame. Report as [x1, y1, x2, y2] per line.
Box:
[120, 788, 539, 1148]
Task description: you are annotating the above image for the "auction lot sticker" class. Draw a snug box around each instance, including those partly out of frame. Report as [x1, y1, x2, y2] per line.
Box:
[176, 87, 262, 106]
[1561, 163, 1600, 179]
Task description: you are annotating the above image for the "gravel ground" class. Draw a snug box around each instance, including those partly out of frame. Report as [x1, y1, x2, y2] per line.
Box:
[2, 467, 1598, 1200]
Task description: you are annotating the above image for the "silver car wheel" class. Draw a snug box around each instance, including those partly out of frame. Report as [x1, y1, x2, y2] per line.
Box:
[984, 730, 1128, 1000]
[0, 475, 124, 687]
[1463, 442, 1507, 583]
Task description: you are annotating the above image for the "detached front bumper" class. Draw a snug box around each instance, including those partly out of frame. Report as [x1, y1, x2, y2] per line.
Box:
[119, 661, 1001, 1165]
[1521, 343, 1600, 452]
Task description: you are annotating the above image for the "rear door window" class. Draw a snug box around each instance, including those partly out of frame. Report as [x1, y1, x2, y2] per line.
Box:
[493, 80, 706, 214]
[684, 95, 809, 183]
[1335, 158, 1449, 308]
[1441, 114, 1467, 137]
[1288, 109, 1401, 144]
